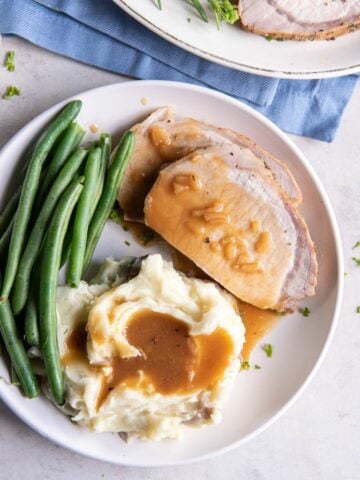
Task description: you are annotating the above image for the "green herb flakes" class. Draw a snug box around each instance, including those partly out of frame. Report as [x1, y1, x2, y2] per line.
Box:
[109, 207, 122, 224]
[265, 34, 273, 41]
[141, 230, 155, 246]
[357, 306, 360, 314]
[353, 257, 360, 266]
[241, 360, 250, 370]
[124, 240, 131, 246]
[299, 306, 311, 317]
[352, 241, 360, 249]
[254, 364, 261, 370]
[3, 85, 21, 99]
[5, 51, 15, 72]
[262, 343, 273, 358]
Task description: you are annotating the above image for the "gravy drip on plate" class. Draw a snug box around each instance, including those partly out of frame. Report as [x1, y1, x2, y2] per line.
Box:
[236, 301, 279, 361]
[62, 309, 234, 409]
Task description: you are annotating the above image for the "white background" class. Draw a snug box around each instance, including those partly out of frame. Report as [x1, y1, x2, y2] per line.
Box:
[1, 37, 360, 480]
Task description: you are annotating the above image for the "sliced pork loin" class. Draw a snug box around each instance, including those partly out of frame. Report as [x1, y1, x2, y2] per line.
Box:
[118, 107, 301, 220]
[238, 0, 360, 41]
[144, 144, 318, 312]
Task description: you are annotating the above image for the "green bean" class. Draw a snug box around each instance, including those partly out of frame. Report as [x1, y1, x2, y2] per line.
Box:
[82, 131, 135, 275]
[39, 178, 83, 405]
[11, 148, 88, 314]
[0, 185, 21, 237]
[0, 169, 48, 238]
[11, 363, 20, 386]
[0, 138, 46, 237]
[93, 133, 112, 213]
[0, 153, 34, 237]
[34, 122, 85, 211]
[24, 291, 39, 347]
[59, 222, 73, 269]
[0, 100, 82, 300]
[0, 219, 14, 267]
[0, 298, 40, 398]
[25, 263, 41, 347]
[67, 148, 101, 288]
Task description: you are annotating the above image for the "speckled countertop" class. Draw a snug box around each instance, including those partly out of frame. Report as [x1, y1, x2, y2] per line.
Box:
[0, 36, 360, 480]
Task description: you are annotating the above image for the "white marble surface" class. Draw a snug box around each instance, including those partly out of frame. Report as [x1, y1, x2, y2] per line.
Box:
[1, 37, 360, 480]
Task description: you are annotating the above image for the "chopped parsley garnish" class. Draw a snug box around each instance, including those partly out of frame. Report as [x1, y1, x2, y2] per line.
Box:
[5, 51, 15, 72]
[299, 306, 311, 317]
[357, 306, 360, 314]
[353, 257, 360, 266]
[124, 240, 131, 246]
[265, 34, 273, 41]
[141, 230, 155, 246]
[352, 241, 360, 249]
[155, 0, 162, 10]
[109, 207, 122, 224]
[241, 360, 250, 370]
[254, 364, 261, 370]
[262, 343, 273, 358]
[3, 85, 21, 99]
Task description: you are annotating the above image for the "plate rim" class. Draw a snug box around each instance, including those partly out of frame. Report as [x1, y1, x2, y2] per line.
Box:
[114, 0, 360, 80]
[0, 80, 344, 466]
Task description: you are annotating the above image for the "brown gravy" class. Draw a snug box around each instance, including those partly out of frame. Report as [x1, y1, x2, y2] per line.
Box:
[62, 323, 88, 365]
[237, 301, 280, 361]
[62, 309, 234, 410]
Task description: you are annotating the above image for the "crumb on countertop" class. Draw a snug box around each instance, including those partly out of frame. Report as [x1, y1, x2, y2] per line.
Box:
[89, 123, 99, 133]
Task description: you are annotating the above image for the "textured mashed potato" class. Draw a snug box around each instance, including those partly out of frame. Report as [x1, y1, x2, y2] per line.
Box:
[57, 254, 245, 441]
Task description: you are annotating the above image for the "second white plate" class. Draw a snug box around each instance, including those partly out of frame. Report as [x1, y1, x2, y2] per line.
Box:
[114, 0, 360, 79]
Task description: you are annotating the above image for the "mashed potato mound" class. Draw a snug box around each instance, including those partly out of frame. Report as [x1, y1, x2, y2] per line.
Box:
[57, 254, 245, 441]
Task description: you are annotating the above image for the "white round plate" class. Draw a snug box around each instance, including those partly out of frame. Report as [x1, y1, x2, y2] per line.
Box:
[0, 81, 342, 466]
[114, 0, 360, 79]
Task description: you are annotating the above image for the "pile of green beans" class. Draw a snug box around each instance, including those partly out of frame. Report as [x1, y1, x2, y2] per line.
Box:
[0, 99, 135, 403]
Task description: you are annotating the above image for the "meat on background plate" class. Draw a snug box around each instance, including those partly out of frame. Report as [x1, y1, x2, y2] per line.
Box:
[238, 0, 360, 40]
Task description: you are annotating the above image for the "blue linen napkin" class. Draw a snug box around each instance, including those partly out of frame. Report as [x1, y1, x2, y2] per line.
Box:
[0, 0, 357, 142]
